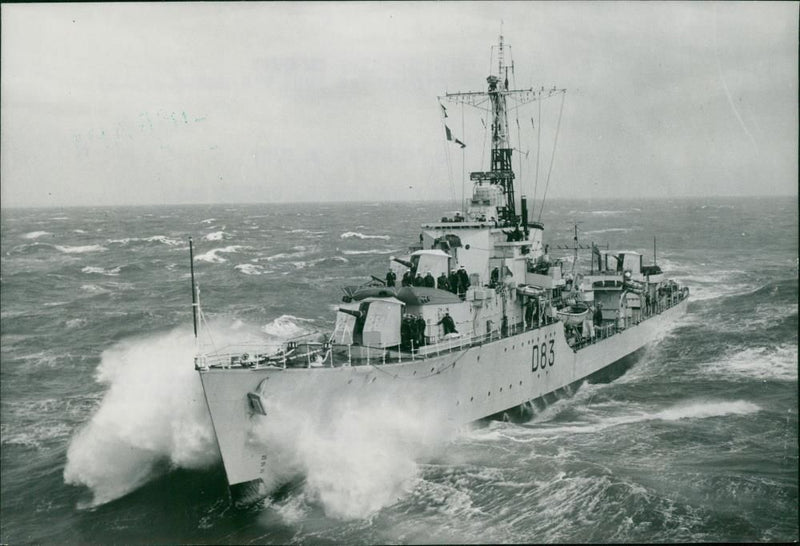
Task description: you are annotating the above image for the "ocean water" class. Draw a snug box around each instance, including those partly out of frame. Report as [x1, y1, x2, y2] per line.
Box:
[1, 196, 797, 544]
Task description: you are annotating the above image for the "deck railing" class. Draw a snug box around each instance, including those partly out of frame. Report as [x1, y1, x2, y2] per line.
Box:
[196, 288, 689, 369]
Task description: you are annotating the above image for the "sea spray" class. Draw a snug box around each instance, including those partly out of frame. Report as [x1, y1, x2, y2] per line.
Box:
[248, 384, 457, 520]
[63, 328, 218, 506]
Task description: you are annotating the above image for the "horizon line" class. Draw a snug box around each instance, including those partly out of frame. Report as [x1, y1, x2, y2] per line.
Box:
[1, 193, 797, 211]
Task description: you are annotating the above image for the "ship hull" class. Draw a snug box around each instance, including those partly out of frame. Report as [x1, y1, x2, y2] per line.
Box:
[199, 298, 688, 505]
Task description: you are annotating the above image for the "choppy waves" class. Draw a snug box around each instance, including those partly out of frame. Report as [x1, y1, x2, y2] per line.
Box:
[193, 245, 247, 263]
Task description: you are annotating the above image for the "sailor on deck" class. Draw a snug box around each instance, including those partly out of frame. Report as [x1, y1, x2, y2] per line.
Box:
[593, 302, 603, 326]
[385, 270, 396, 287]
[456, 266, 470, 297]
[438, 312, 457, 335]
[437, 272, 449, 291]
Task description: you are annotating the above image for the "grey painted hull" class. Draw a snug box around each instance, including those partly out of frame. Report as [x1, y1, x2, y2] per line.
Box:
[199, 298, 688, 503]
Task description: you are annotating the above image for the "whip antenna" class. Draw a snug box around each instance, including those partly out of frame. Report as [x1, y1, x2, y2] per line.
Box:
[189, 237, 198, 338]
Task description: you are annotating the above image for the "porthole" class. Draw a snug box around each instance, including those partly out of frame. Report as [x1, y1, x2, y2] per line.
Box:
[477, 355, 480, 361]
[519, 381, 522, 386]
[470, 396, 474, 402]
[509, 384, 512, 389]
[488, 391, 491, 396]
[500, 387, 503, 392]
[431, 367, 435, 373]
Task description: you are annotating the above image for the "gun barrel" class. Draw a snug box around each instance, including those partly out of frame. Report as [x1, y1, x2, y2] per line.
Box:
[338, 308, 361, 319]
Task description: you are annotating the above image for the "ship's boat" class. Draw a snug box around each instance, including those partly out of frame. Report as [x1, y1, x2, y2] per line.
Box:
[556, 303, 590, 326]
[188, 35, 690, 508]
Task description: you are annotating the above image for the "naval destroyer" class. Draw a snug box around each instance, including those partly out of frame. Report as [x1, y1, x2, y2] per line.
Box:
[192, 36, 690, 507]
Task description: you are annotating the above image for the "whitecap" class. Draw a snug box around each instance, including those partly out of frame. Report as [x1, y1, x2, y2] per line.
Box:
[696, 345, 797, 382]
[66, 318, 88, 329]
[1, 423, 73, 449]
[193, 245, 246, 264]
[55, 244, 108, 254]
[145, 235, 181, 246]
[203, 231, 228, 241]
[234, 263, 264, 276]
[262, 315, 315, 338]
[342, 249, 395, 255]
[340, 232, 391, 240]
[23, 231, 51, 239]
[262, 246, 315, 262]
[80, 284, 110, 294]
[81, 266, 121, 276]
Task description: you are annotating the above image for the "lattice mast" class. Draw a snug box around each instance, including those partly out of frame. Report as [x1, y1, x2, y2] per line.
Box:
[443, 35, 563, 228]
[443, 35, 520, 226]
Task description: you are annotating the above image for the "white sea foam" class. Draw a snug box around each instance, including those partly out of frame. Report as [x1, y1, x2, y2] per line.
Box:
[73, 229, 86, 233]
[200, 218, 216, 224]
[651, 400, 760, 421]
[80, 284, 110, 294]
[342, 249, 395, 255]
[589, 210, 626, 215]
[288, 229, 327, 235]
[145, 235, 182, 246]
[106, 236, 181, 247]
[66, 318, 88, 329]
[262, 246, 315, 262]
[81, 266, 121, 276]
[262, 315, 314, 338]
[340, 232, 391, 240]
[63, 328, 219, 507]
[55, 244, 108, 254]
[698, 345, 797, 382]
[23, 231, 51, 239]
[203, 231, 228, 241]
[234, 263, 265, 276]
[193, 245, 246, 263]
[1, 422, 73, 449]
[511, 399, 761, 438]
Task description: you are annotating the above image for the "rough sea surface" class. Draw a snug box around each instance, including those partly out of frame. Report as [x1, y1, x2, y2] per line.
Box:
[1, 197, 797, 544]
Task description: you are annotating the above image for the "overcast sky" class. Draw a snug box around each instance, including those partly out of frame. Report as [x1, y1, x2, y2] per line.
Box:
[1, 2, 797, 208]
